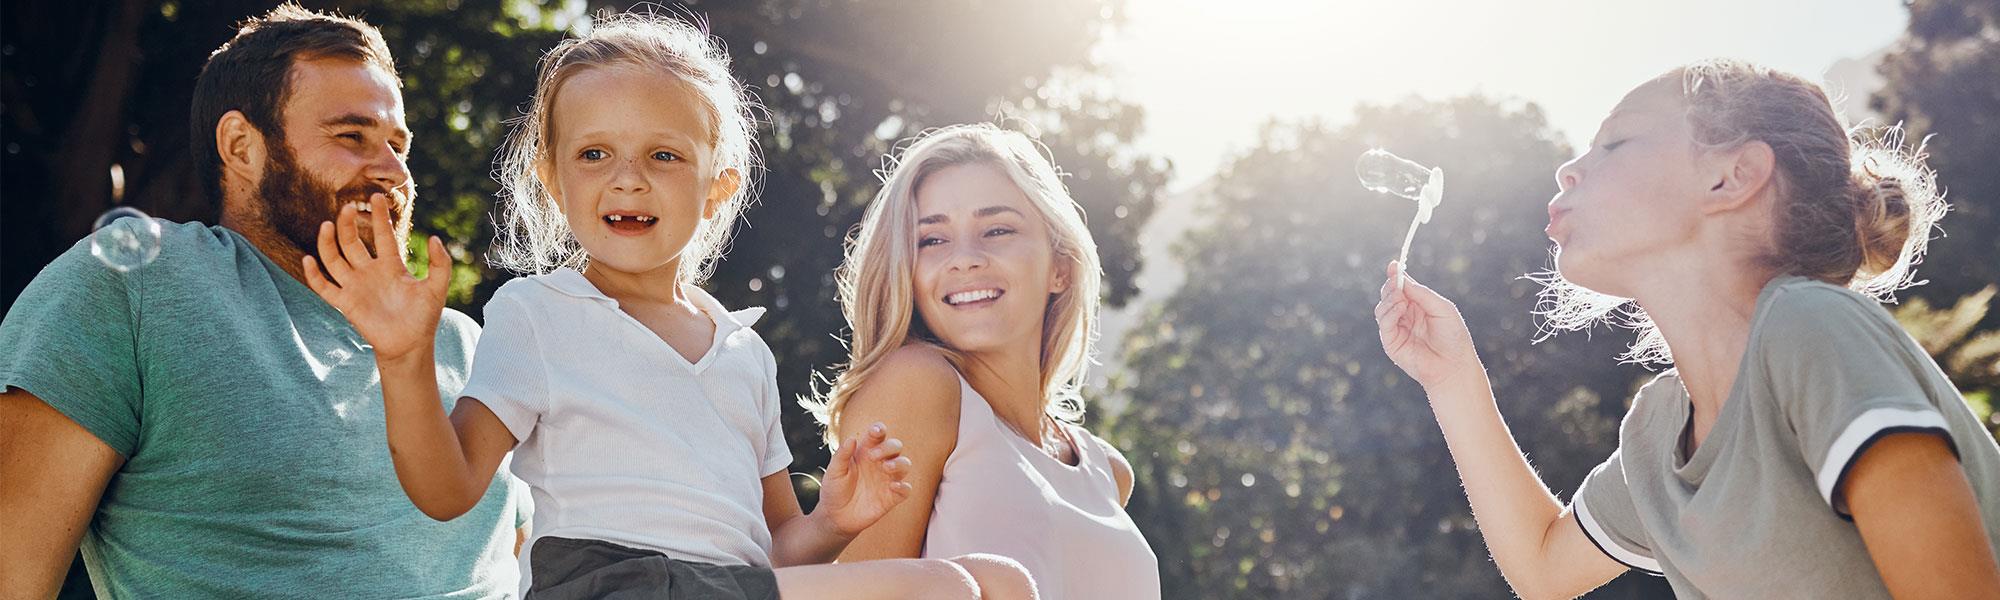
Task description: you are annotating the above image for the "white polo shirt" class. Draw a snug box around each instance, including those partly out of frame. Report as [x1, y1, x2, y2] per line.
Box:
[459, 268, 793, 592]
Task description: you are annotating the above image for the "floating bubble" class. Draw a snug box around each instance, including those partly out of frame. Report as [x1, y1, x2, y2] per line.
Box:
[91, 206, 161, 273]
[1356, 149, 1434, 201]
[1356, 149, 1445, 290]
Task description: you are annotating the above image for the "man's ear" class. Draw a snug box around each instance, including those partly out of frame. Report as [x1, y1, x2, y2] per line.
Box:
[216, 110, 268, 192]
[1702, 140, 1776, 215]
[703, 167, 742, 219]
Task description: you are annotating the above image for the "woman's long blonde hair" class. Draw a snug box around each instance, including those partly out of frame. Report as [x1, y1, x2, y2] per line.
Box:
[804, 124, 1103, 447]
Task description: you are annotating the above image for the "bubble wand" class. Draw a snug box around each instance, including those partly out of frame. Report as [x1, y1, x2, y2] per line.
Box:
[1355, 149, 1442, 291]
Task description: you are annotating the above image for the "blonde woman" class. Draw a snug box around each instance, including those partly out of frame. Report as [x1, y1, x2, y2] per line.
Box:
[807, 124, 1161, 600]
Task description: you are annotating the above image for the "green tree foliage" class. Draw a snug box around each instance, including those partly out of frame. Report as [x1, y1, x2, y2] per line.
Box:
[1, 0, 1168, 478]
[1871, 0, 1999, 305]
[0, 0, 568, 305]
[1894, 285, 2000, 435]
[1105, 97, 1672, 598]
[645, 0, 1169, 474]
[1872, 0, 2000, 413]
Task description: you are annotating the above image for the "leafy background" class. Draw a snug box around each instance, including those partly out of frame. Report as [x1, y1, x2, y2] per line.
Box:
[4, 1, 1994, 597]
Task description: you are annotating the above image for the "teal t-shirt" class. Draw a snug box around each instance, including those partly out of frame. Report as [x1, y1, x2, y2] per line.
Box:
[0, 221, 523, 598]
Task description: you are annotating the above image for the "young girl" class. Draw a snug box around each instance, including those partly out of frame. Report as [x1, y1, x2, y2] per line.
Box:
[300, 14, 1034, 600]
[1374, 59, 2000, 598]
[803, 124, 1161, 600]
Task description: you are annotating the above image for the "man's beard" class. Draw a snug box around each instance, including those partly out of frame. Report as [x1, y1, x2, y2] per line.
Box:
[258, 142, 411, 261]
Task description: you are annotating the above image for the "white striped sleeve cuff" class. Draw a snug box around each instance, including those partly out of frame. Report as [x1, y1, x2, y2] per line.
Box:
[1817, 406, 1954, 511]
[1573, 496, 1663, 575]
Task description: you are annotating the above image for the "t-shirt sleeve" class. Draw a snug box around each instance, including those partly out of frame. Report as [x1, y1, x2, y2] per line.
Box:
[458, 292, 549, 444]
[1759, 284, 1954, 517]
[1571, 449, 1663, 574]
[0, 238, 145, 456]
[758, 342, 792, 477]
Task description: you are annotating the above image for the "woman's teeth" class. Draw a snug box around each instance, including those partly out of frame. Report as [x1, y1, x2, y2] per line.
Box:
[604, 215, 658, 224]
[945, 289, 1003, 305]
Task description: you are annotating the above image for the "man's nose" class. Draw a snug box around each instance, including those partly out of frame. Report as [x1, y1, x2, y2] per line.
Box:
[369, 143, 412, 192]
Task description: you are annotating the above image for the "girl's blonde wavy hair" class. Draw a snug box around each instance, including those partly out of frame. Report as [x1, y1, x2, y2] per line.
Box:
[804, 124, 1103, 447]
[489, 10, 760, 283]
[1532, 59, 1947, 364]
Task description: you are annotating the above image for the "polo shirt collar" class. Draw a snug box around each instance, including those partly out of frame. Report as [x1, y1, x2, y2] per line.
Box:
[538, 267, 614, 302]
[683, 282, 767, 332]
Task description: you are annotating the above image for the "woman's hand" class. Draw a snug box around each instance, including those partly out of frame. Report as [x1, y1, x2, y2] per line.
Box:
[1374, 261, 1484, 396]
[301, 193, 452, 363]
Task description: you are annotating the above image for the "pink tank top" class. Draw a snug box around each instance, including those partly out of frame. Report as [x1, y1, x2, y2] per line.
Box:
[922, 375, 1161, 600]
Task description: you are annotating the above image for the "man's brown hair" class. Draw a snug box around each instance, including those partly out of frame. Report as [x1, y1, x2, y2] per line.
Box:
[189, 3, 398, 205]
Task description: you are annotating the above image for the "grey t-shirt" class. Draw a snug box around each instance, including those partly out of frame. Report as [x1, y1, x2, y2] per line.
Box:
[1571, 275, 2000, 598]
[0, 221, 525, 598]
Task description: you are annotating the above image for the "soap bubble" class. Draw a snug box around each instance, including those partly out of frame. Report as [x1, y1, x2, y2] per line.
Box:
[91, 206, 161, 273]
[1356, 149, 1434, 201]
[1356, 149, 1446, 290]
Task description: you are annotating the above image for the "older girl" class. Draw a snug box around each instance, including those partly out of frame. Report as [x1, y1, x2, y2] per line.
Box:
[1375, 59, 2000, 598]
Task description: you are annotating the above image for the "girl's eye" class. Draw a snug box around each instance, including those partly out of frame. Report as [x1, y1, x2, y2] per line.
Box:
[984, 226, 1016, 237]
[1602, 139, 1630, 152]
[580, 149, 607, 161]
[652, 151, 680, 162]
[918, 236, 945, 248]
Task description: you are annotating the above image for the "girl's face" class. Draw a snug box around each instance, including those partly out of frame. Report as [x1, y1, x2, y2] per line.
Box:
[541, 66, 736, 277]
[1546, 81, 1708, 298]
[911, 163, 1069, 357]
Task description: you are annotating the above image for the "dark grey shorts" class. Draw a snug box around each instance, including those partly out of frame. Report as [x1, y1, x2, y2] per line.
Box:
[526, 536, 781, 600]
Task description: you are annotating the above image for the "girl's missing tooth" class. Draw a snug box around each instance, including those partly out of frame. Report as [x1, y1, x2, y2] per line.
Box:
[302, 12, 1035, 600]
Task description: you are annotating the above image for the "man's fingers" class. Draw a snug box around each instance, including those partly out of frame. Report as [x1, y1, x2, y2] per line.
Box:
[301, 255, 340, 297]
[335, 203, 371, 264]
[369, 193, 397, 261]
[315, 221, 355, 284]
[425, 236, 453, 296]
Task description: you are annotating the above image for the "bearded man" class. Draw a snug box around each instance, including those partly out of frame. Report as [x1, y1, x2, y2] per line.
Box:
[0, 5, 525, 598]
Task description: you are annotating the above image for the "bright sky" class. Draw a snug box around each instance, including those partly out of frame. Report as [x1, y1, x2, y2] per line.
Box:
[1096, 0, 1910, 191]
